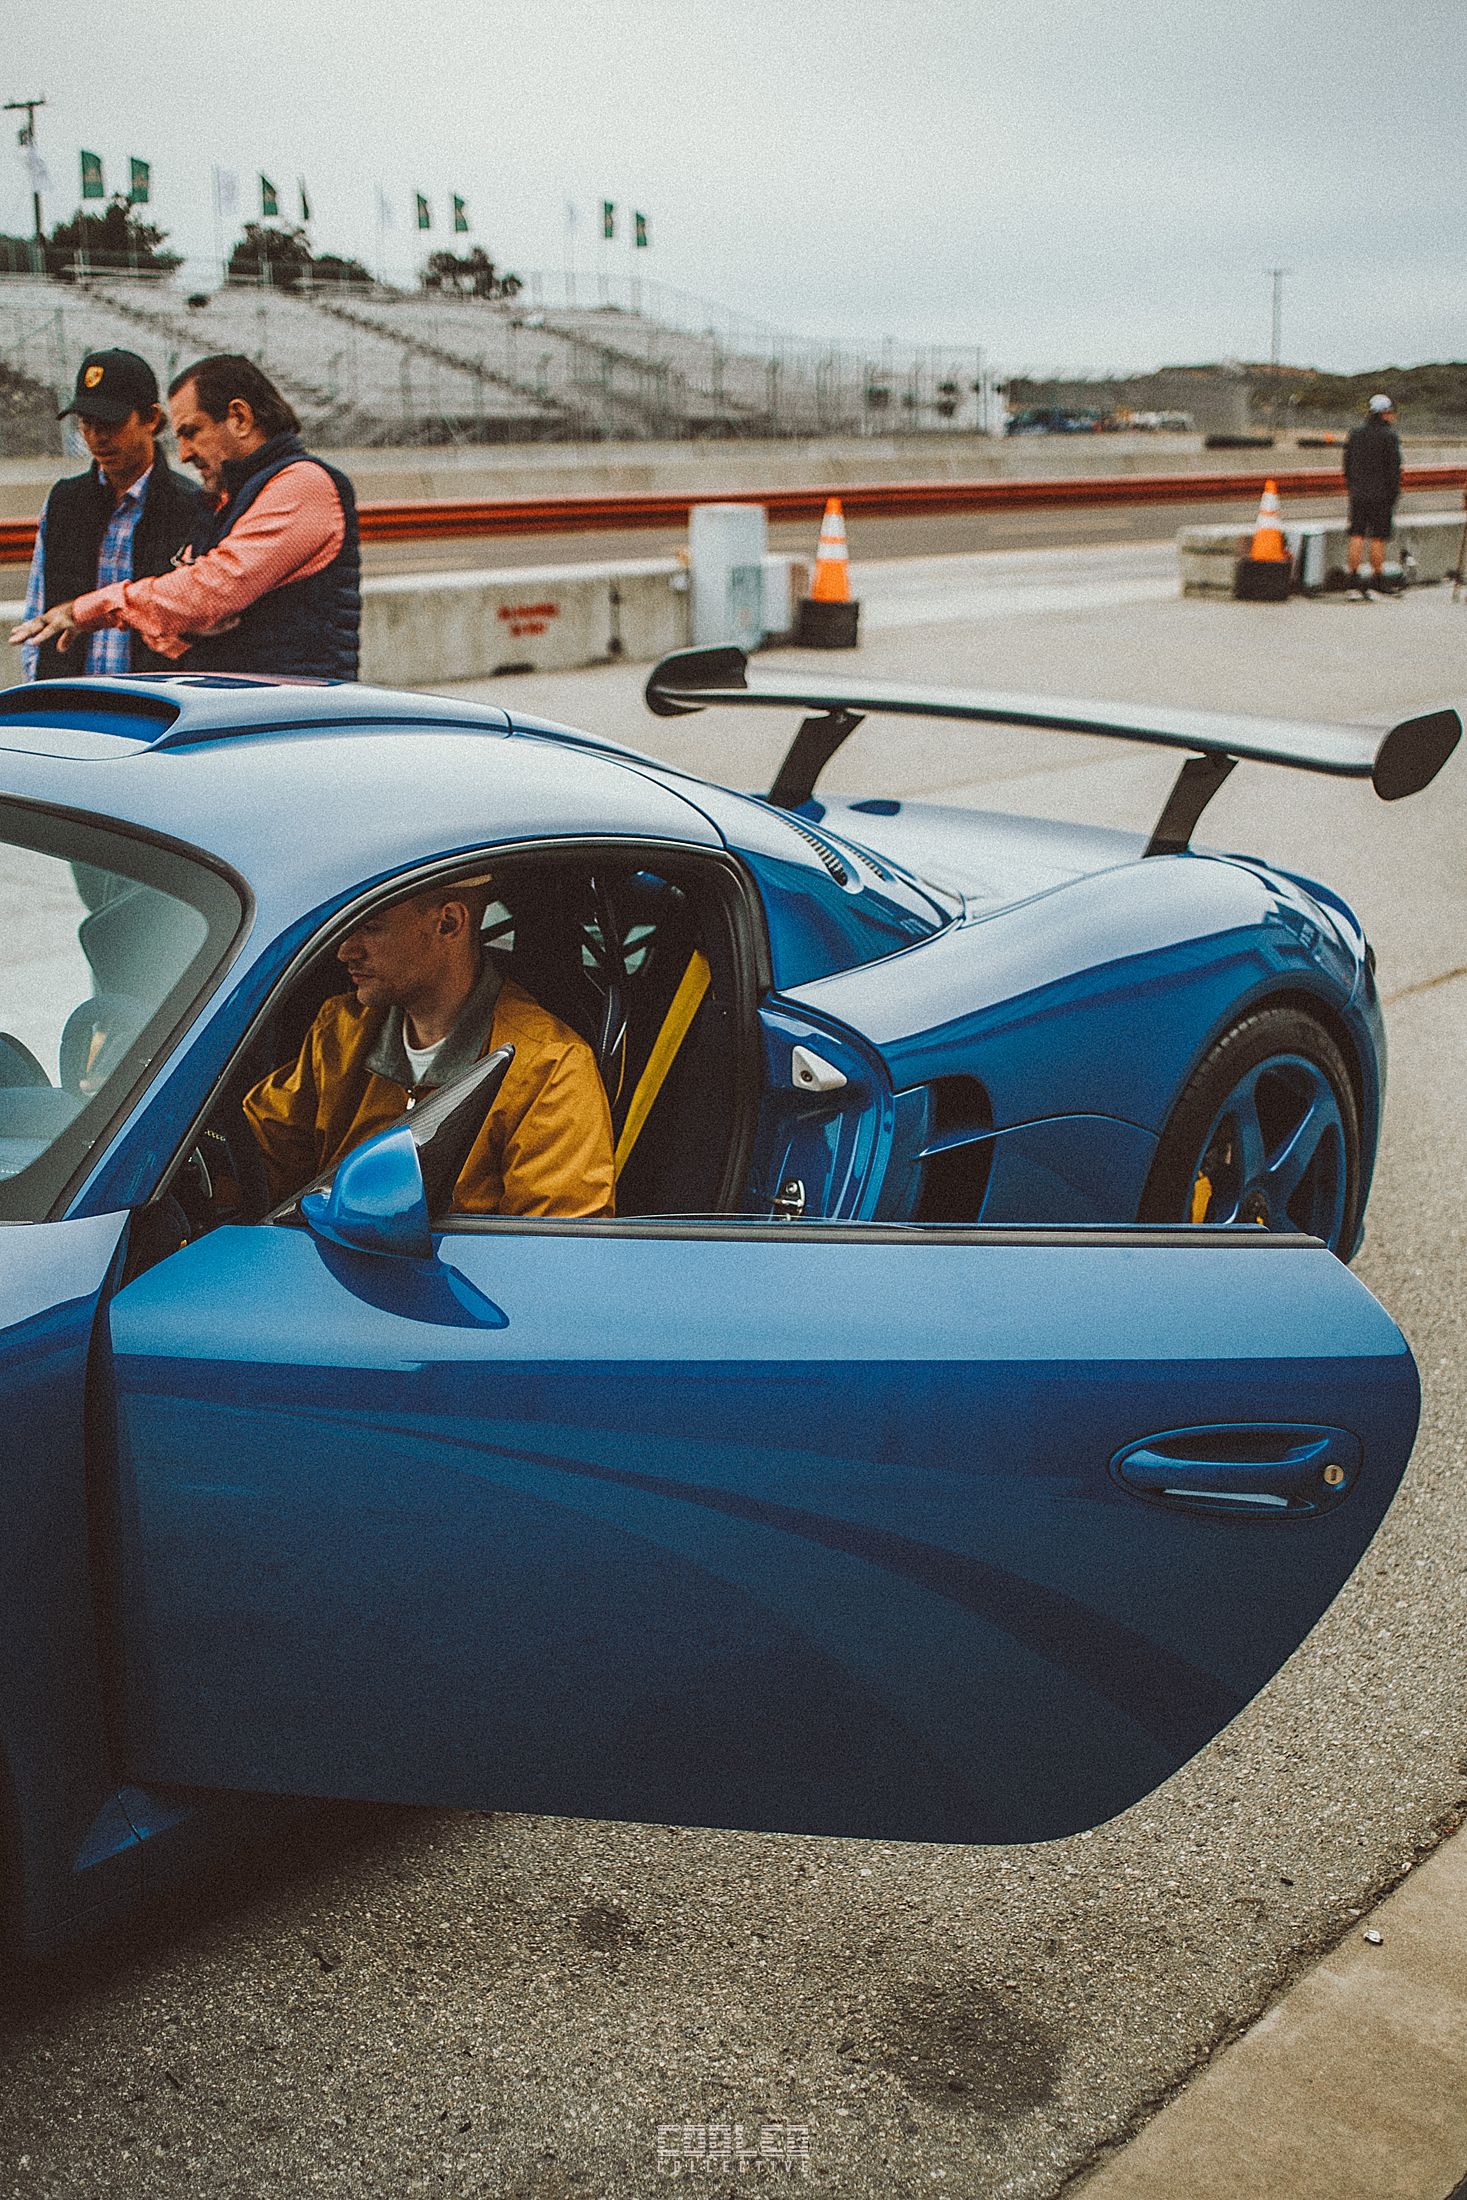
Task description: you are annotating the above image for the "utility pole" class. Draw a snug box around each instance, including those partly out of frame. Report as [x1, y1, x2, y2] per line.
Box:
[1266, 267, 1286, 373]
[4, 96, 47, 246]
[1264, 266, 1288, 430]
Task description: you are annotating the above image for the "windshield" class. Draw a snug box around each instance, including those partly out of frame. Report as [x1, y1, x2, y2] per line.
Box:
[0, 803, 243, 1221]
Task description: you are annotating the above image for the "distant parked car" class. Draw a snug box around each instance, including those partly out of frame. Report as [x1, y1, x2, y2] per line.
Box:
[1005, 406, 1104, 435]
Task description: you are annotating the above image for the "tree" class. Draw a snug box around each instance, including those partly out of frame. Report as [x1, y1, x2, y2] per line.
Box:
[45, 196, 180, 278]
[226, 220, 315, 290]
[309, 249, 375, 290]
[224, 223, 373, 291]
[420, 246, 522, 300]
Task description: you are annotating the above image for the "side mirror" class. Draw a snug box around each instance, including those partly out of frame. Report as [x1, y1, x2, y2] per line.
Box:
[300, 1045, 514, 1259]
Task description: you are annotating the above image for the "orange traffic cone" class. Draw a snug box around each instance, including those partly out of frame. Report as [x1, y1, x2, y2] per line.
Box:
[1233, 477, 1293, 602]
[1249, 479, 1289, 562]
[810, 497, 853, 602]
[795, 497, 862, 646]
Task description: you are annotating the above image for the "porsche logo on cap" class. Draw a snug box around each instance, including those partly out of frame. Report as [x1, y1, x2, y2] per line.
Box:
[84, 364, 105, 388]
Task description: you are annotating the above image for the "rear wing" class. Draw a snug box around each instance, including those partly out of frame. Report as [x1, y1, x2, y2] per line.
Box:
[645, 647, 1462, 855]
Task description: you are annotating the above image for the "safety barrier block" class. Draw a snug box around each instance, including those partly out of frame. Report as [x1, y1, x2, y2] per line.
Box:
[1179, 511, 1464, 598]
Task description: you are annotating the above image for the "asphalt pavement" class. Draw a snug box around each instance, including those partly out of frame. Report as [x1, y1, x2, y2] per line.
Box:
[354, 487, 1463, 575]
[0, 546, 1463, 2199]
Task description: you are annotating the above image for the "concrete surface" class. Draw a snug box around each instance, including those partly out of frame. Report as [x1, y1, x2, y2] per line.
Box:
[0, 546, 1463, 2200]
[1072, 1820, 1467, 2200]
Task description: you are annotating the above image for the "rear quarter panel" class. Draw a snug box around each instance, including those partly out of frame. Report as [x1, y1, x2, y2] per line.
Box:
[785, 851, 1376, 1222]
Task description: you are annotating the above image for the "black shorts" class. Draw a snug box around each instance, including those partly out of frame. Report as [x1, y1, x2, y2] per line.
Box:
[1348, 497, 1394, 540]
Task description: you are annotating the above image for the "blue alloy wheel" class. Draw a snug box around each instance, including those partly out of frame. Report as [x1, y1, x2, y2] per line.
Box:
[1141, 1009, 1362, 1255]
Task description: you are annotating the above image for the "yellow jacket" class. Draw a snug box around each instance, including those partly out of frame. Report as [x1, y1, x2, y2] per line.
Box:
[243, 976, 615, 1217]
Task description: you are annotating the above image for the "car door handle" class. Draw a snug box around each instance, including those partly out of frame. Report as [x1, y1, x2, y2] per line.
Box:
[1111, 1425, 1361, 1518]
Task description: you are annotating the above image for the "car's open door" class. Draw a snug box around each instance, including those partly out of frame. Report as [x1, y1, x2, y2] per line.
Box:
[102, 1215, 1417, 1843]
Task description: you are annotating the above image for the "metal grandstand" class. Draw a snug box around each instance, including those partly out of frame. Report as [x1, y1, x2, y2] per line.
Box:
[0, 269, 991, 451]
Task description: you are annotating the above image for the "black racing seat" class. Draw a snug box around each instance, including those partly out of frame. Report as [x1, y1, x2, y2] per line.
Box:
[487, 865, 733, 1216]
[485, 872, 629, 1103]
[602, 873, 734, 1217]
[0, 1034, 49, 1087]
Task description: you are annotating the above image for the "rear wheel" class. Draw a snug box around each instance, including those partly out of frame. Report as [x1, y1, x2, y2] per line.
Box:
[1140, 1009, 1362, 1255]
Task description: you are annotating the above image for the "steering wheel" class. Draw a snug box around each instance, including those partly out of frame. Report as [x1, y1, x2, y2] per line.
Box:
[175, 1112, 272, 1231]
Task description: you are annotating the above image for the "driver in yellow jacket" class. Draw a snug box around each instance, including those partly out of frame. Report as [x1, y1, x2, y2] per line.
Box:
[244, 879, 615, 1217]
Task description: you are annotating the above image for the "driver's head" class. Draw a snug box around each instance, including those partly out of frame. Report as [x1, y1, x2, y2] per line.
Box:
[336, 880, 491, 1013]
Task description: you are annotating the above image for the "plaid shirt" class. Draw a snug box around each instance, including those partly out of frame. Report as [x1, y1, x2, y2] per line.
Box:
[22, 465, 154, 679]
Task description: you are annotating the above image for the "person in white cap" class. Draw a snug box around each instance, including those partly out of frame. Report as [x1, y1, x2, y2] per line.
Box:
[1342, 394, 1401, 595]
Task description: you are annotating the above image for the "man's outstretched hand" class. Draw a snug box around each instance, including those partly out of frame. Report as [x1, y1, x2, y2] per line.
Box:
[10, 602, 80, 651]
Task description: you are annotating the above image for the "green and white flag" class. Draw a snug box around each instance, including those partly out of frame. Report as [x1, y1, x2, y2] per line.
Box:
[452, 193, 469, 234]
[634, 210, 648, 248]
[80, 149, 104, 200]
[128, 157, 150, 205]
[260, 174, 279, 218]
[602, 199, 615, 239]
[416, 192, 431, 230]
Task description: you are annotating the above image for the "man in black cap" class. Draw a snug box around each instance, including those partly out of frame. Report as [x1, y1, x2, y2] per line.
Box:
[1343, 393, 1403, 597]
[15, 348, 205, 680]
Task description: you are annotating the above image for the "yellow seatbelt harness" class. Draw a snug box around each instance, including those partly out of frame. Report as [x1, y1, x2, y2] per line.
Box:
[613, 951, 711, 1178]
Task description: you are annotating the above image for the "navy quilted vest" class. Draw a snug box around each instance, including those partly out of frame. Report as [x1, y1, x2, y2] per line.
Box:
[188, 433, 361, 680]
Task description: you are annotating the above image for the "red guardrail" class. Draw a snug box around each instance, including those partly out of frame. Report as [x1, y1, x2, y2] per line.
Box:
[2, 464, 1463, 565]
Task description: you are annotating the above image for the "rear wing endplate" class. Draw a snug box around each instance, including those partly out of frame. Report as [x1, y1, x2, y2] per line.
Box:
[645, 647, 1461, 855]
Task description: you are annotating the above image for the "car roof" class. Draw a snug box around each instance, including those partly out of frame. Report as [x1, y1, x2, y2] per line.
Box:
[0, 676, 723, 917]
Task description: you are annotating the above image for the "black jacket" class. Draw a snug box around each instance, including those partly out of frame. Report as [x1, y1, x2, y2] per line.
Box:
[186, 433, 361, 680]
[1343, 415, 1402, 504]
[36, 458, 206, 681]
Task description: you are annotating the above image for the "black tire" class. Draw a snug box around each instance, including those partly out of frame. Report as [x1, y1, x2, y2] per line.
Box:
[1139, 1007, 1362, 1255]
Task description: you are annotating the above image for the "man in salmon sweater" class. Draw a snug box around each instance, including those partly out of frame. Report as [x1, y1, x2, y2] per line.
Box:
[246, 879, 615, 1218]
[11, 354, 360, 680]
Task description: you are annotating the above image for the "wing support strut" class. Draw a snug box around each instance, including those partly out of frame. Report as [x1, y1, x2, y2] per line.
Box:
[769, 710, 866, 809]
[1144, 752, 1238, 858]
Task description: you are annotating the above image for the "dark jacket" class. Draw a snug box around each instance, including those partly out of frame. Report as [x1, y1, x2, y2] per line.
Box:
[1343, 415, 1402, 505]
[186, 432, 361, 680]
[36, 459, 206, 682]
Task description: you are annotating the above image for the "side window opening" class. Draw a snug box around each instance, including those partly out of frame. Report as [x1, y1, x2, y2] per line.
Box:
[157, 849, 759, 1250]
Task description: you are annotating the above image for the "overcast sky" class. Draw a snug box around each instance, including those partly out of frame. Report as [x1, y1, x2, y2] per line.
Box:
[3, 0, 1463, 373]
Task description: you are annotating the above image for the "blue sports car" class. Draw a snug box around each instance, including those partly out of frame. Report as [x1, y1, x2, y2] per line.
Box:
[0, 659, 1455, 1960]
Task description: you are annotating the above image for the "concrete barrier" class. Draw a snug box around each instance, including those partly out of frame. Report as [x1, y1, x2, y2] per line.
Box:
[1179, 509, 1464, 597]
[361, 557, 690, 682]
[0, 565, 685, 690]
[0, 552, 808, 692]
